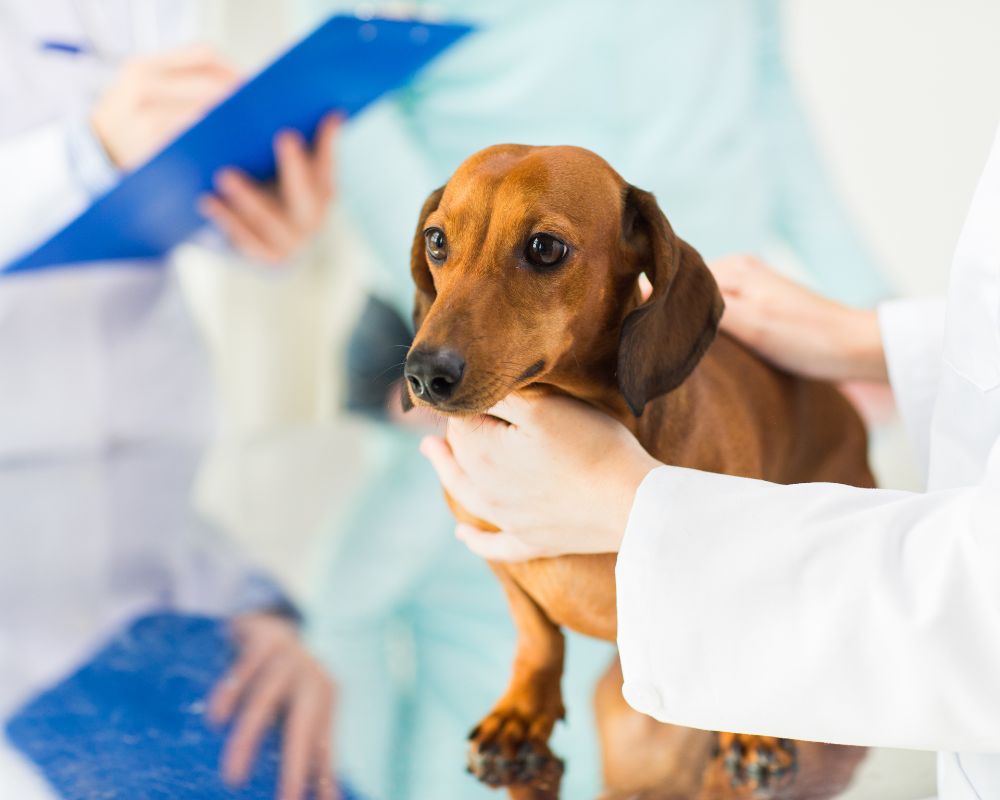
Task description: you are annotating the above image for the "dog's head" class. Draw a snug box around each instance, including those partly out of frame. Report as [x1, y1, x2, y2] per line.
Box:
[403, 144, 723, 416]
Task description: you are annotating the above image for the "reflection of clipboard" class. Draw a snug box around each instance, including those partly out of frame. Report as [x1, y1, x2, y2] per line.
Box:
[4, 613, 365, 799]
[3, 15, 473, 275]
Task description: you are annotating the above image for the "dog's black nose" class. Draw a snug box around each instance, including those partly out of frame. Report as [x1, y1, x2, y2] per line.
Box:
[404, 348, 465, 403]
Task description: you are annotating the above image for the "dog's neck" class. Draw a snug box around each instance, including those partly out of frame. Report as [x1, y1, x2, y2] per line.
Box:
[534, 285, 696, 439]
[537, 361, 695, 441]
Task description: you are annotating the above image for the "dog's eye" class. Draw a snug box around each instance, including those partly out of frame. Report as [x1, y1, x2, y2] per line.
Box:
[525, 234, 568, 269]
[424, 227, 447, 263]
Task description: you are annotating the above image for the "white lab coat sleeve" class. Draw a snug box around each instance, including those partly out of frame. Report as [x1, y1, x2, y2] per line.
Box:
[615, 437, 1000, 752]
[0, 115, 117, 263]
[878, 296, 948, 478]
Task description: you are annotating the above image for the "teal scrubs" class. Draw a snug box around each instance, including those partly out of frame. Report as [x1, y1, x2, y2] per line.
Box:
[302, 2, 889, 798]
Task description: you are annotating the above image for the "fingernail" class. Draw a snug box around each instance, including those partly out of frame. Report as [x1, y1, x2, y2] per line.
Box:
[214, 169, 235, 191]
[276, 128, 302, 148]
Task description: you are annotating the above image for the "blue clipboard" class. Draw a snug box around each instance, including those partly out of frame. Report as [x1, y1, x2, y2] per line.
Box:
[4, 613, 365, 800]
[2, 15, 472, 275]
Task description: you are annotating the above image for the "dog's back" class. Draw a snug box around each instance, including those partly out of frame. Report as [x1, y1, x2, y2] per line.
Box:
[636, 332, 875, 490]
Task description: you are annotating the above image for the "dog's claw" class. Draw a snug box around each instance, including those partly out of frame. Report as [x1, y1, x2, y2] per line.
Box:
[467, 708, 563, 796]
[716, 733, 797, 796]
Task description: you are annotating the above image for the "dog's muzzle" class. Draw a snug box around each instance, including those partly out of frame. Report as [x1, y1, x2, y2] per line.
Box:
[404, 347, 465, 404]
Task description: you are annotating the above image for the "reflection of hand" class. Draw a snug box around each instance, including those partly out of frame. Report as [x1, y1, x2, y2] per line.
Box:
[199, 114, 340, 264]
[707, 255, 887, 383]
[420, 392, 659, 562]
[208, 613, 338, 800]
[91, 45, 240, 170]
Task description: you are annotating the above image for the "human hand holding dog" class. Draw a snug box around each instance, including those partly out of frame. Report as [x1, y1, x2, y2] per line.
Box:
[420, 393, 659, 562]
[708, 255, 888, 383]
[426, 257, 888, 563]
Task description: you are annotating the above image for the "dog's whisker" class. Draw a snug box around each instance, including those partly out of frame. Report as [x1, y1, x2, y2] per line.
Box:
[372, 360, 408, 380]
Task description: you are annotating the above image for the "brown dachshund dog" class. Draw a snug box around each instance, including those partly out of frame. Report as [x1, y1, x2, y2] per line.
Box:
[402, 144, 873, 799]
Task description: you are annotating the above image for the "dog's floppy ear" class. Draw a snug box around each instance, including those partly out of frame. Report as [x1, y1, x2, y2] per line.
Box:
[617, 186, 724, 416]
[402, 184, 446, 412]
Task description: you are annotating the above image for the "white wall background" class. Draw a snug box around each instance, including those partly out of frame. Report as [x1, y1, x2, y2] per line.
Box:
[785, 0, 1000, 298]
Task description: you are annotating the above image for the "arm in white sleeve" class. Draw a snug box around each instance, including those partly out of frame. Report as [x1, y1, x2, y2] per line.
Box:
[616, 437, 1000, 752]
[878, 296, 947, 480]
[0, 116, 117, 263]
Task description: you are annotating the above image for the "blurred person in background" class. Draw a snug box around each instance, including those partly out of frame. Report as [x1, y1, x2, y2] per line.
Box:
[0, 3, 339, 798]
[300, 1, 890, 798]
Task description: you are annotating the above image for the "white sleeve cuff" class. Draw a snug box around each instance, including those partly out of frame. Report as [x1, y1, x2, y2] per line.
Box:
[0, 120, 89, 262]
[878, 296, 947, 481]
[615, 465, 723, 726]
[65, 115, 119, 197]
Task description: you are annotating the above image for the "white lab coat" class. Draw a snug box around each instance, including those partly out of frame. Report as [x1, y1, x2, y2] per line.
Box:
[0, 1, 212, 457]
[615, 120, 1000, 799]
[0, 7, 273, 794]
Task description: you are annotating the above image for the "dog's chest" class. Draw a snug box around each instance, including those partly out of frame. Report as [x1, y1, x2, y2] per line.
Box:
[503, 554, 618, 641]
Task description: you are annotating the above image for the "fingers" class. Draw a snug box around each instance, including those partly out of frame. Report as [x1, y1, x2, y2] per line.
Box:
[143, 71, 238, 108]
[705, 256, 762, 337]
[485, 391, 580, 431]
[209, 169, 299, 261]
[146, 43, 240, 78]
[198, 194, 285, 263]
[314, 727, 339, 800]
[638, 272, 653, 300]
[455, 523, 548, 562]
[276, 130, 323, 231]
[448, 411, 509, 442]
[278, 674, 336, 800]
[482, 393, 539, 427]
[221, 654, 297, 786]
[203, 117, 337, 263]
[419, 436, 484, 514]
[279, 671, 335, 800]
[715, 290, 753, 338]
[313, 114, 340, 200]
[278, 687, 314, 800]
[135, 45, 240, 113]
[706, 254, 756, 295]
[216, 170, 296, 248]
[419, 435, 468, 491]
[208, 636, 279, 725]
[274, 115, 339, 229]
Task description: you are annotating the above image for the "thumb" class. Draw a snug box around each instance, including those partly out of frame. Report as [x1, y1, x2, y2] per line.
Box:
[419, 436, 480, 512]
[455, 523, 549, 563]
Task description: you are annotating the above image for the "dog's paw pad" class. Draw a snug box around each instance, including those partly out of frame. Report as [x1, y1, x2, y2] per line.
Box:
[467, 710, 563, 793]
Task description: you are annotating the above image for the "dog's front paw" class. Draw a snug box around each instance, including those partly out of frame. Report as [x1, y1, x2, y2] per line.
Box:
[713, 733, 797, 796]
[467, 708, 563, 797]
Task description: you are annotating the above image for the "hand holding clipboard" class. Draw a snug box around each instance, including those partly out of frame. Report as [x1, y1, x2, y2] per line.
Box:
[3, 15, 473, 275]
